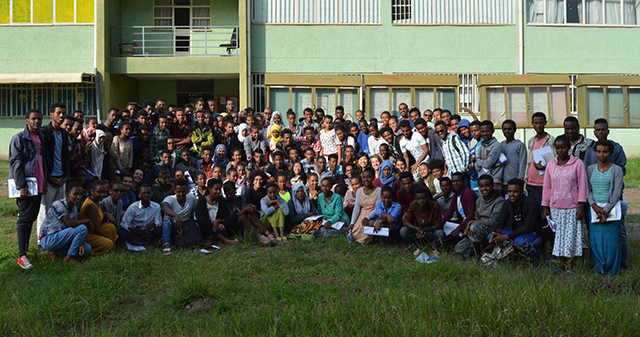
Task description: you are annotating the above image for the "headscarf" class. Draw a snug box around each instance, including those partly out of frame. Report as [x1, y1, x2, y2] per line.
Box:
[213, 144, 229, 166]
[378, 160, 395, 186]
[267, 124, 282, 144]
[91, 129, 106, 178]
[237, 123, 249, 143]
[292, 182, 310, 215]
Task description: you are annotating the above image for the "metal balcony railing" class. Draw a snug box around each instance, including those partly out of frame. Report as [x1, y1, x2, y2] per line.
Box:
[111, 26, 239, 57]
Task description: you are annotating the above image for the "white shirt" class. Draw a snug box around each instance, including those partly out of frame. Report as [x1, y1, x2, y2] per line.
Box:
[162, 194, 197, 221]
[121, 200, 162, 230]
[400, 131, 428, 165]
[368, 136, 389, 156]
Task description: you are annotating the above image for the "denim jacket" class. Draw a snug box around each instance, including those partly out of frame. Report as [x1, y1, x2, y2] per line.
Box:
[9, 126, 48, 190]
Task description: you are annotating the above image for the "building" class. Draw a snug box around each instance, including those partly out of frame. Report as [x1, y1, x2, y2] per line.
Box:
[1, 0, 639, 156]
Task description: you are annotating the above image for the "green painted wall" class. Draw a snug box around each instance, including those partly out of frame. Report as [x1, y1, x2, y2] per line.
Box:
[109, 75, 139, 109]
[0, 26, 94, 74]
[139, 79, 177, 104]
[214, 78, 240, 98]
[524, 26, 640, 74]
[110, 55, 239, 74]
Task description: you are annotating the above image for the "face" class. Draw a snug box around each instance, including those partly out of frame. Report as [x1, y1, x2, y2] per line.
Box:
[289, 149, 299, 162]
[316, 110, 324, 119]
[231, 151, 242, 163]
[360, 122, 368, 133]
[304, 110, 313, 121]
[272, 129, 280, 139]
[217, 147, 226, 158]
[431, 167, 443, 179]
[267, 186, 278, 200]
[161, 153, 171, 165]
[415, 193, 428, 209]
[250, 128, 260, 139]
[401, 177, 414, 192]
[451, 175, 464, 193]
[122, 176, 133, 190]
[139, 130, 149, 143]
[210, 184, 222, 199]
[370, 157, 380, 170]
[343, 165, 353, 178]
[91, 184, 108, 202]
[323, 118, 332, 130]
[228, 171, 238, 182]
[212, 167, 223, 179]
[594, 122, 609, 141]
[381, 114, 390, 125]
[315, 158, 326, 172]
[208, 101, 216, 112]
[273, 114, 282, 125]
[381, 191, 394, 207]
[401, 126, 412, 140]
[415, 123, 427, 138]
[564, 121, 580, 141]
[321, 179, 332, 194]
[507, 184, 523, 204]
[440, 180, 452, 196]
[595, 144, 612, 163]
[254, 152, 263, 163]
[180, 151, 191, 163]
[335, 129, 345, 141]
[433, 110, 441, 121]
[379, 145, 389, 159]
[398, 104, 408, 117]
[441, 112, 451, 124]
[287, 114, 296, 126]
[382, 131, 394, 144]
[368, 125, 378, 137]
[358, 156, 369, 168]
[450, 119, 460, 131]
[480, 125, 494, 141]
[61, 118, 73, 132]
[555, 141, 569, 159]
[350, 126, 359, 138]
[196, 101, 205, 111]
[532, 116, 546, 134]
[362, 171, 374, 187]
[176, 110, 185, 123]
[237, 165, 246, 178]
[478, 179, 493, 198]
[226, 100, 235, 112]
[295, 186, 306, 201]
[305, 150, 315, 161]
[121, 111, 131, 122]
[133, 170, 144, 183]
[435, 124, 448, 140]
[157, 118, 167, 131]
[356, 110, 364, 121]
[344, 147, 354, 160]
[382, 166, 392, 178]
[156, 101, 165, 113]
[50, 107, 65, 125]
[470, 124, 480, 140]
[424, 110, 433, 121]
[350, 177, 362, 191]
[273, 155, 284, 167]
[253, 175, 264, 189]
[459, 126, 469, 138]
[419, 164, 430, 178]
[121, 124, 132, 138]
[202, 150, 213, 163]
[396, 160, 406, 172]
[175, 171, 185, 180]
[196, 112, 204, 125]
[389, 119, 398, 132]
[67, 187, 84, 205]
[308, 175, 318, 187]
[501, 123, 515, 140]
[293, 163, 302, 175]
[166, 138, 175, 151]
[277, 175, 287, 190]
[283, 133, 292, 146]
[197, 174, 206, 187]
[410, 110, 420, 122]
[69, 121, 83, 138]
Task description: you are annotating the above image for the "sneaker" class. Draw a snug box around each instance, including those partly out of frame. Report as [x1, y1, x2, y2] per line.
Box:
[163, 244, 172, 256]
[267, 234, 278, 246]
[17, 255, 33, 270]
[259, 234, 271, 246]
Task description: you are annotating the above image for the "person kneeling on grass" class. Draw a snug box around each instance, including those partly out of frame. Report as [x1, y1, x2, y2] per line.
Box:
[371, 186, 405, 247]
[488, 179, 544, 269]
[39, 182, 92, 264]
[261, 183, 290, 243]
[161, 178, 197, 255]
[196, 179, 239, 246]
[400, 187, 445, 251]
[119, 184, 163, 247]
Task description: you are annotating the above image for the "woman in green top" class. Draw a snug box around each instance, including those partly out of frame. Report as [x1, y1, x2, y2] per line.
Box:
[318, 177, 350, 237]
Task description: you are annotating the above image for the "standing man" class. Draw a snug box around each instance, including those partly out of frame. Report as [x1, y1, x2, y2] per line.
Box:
[563, 116, 594, 161]
[399, 120, 429, 180]
[224, 99, 236, 117]
[37, 103, 70, 248]
[583, 118, 626, 174]
[10, 109, 47, 269]
[436, 120, 469, 178]
[398, 103, 413, 128]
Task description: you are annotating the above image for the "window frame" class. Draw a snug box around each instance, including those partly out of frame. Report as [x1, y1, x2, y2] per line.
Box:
[478, 74, 572, 127]
[266, 86, 362, 120]
[576, 75, 640, 127]
[0, 82, 97, 118]
[526, 0, 640, 26]
[251, 0, 381, 25]
[391, 0, 516, 25]
[365, 86, 458, 119]
[1, 0, 94, 26]
[153, 0, 211, 28]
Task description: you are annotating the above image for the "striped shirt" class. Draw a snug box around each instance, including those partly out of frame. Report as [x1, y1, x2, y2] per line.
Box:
[441, 132, 470, 177]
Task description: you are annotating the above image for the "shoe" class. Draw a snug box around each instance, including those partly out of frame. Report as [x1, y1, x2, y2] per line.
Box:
[17, 255, 33, 270]
[259, 234, 271, 246]
[403, 244, 412, 251]
[282, 237, 289, 244]
[163, 245, 172, 256]
[530, 254, 541, 270]
[431, 249, 441, 257]
[267, 234, 278, 246]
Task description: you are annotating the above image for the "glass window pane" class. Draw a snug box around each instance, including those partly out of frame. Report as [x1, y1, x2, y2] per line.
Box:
[0, 0, 9, 24]
[155, 0, 172, 5]
[623, 0, 638, 24]
[415, 88, 435, 112]
[56, 0, 75, 23]
[436, 88, 456, 112]
[605, 0, 622, 24]
[12, 0, 31, 23]
[292, 88, 312, 121]
[76, 0, 94, 23]
[549, 87, 568, 125]
[585, 0, 603, 24]
[628, 88, 640, 125]
[607, 88, 624, 125]
[546, 0, 565, 23]
[269, 88, 290, 115]
[34, 0, 54, 24]
[369, 88, 390, 120]
[315, 89, 336, 115]
[507, 87, 528, 125]
[155, 7, 172, 17]
[338, 89, 359, 121]
[486, 87, 506, 125]
[529, 87, 549, 116]
[391, 88, 411, 117]
[586, 87, 605, 125]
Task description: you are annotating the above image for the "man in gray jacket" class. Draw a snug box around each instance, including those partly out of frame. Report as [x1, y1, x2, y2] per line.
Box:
[9, 109, 48, 269]
[474, 120, 503, 193]
[454, 174, 504, 256]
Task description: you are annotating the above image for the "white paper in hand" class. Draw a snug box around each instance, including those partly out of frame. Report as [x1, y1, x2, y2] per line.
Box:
[305, 215, 323, 221]
[590, 202, 622, 223]
[126, 243, 146, 252]
[323, 220, 344, 230]
[8, 178, 38, 198]
[364, 226, 390, 237]
[443, 222, 463, 237]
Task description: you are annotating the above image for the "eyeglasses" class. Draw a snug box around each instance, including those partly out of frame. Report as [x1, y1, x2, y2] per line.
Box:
[425, 114, 433, 118]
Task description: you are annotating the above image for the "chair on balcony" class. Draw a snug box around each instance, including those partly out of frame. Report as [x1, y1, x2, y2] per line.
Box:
[219, 27, 238, 55]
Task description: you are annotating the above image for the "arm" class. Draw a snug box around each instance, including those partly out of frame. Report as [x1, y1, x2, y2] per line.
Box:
[483, 199, 504, 229]
[327, 195, 343, 224]
[336, 143, 342, 164]
[541, 161, 553, 208]
[111, 138, 123, 171]
[402, 207, 419, 231]
[350, 189, 362, 225]
[475, 143, 500, 170]
[84, 203, 112, 239]
[441, 196, 456, 223]
[61, 215, 92, 228]
[364, 190, 383, 220]
[201, 131, 214, 148]
[279, 197, 290, 216]
[153, 204, 163, 227]
[243, 138, 253, 161]
[191, 129, 202, 144]
[517, 143, 527, 180]
[261, 197, 276, 216]
[389, 203, 403, 224]
[457, 191, 476, 231]
[506, 199, 537, 239]
[603, 165, 624, 214]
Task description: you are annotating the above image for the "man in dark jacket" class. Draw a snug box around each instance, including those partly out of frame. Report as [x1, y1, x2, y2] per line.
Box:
[9, 109, 48, 269]
[37, 103, 70, 246]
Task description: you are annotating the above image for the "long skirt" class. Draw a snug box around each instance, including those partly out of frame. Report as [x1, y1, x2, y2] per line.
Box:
[551, 208, 583, 258]
[589, 212, 622, 275]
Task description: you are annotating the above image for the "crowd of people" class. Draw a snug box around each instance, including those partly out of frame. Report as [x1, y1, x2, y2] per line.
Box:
[8, 98, 628, 275]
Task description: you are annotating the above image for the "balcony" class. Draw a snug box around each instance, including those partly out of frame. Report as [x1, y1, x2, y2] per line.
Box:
[111, 26, 239, 57]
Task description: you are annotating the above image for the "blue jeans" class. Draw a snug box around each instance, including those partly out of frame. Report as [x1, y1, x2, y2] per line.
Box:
[40, 225, 92, 256]
[487, 230, 541, 256]
[163, 216, 177, 245]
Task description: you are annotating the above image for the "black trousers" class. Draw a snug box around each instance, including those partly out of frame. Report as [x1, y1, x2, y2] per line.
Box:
[17, 194, 43, 256]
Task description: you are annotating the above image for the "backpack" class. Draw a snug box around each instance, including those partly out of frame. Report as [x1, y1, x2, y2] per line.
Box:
[173, 220, 204, 248]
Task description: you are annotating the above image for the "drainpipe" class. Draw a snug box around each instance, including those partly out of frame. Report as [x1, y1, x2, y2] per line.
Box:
[94, 67, 101, 123]
[518, 0, 524, 75]
[246, 0, 252, 108]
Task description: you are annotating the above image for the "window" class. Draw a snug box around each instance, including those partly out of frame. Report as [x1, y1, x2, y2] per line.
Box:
[366, 87, 457, 120]
[252, 0, 380, 24]
[576, 75, 640, 127]
[0, 0, 94, 25]
[392, 0, 515, 24]
[267, 87, 361, 120]
[0, 83, 96, 117]
[153, 0, 211, 27]
[527, 0, 640, 25]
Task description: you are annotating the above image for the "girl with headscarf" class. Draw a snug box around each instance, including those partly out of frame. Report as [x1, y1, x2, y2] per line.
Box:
[286, 182, 318, 233]
[237, 123, 249, 143]
[267, 124, 282, 153]
[374, 160, 400, 195]
[270, 111, 285, 129]
[213, 144, 229, 167]
[90, 129, 107, 178]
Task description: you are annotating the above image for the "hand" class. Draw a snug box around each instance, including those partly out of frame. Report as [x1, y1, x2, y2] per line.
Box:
[347, 224, 354, 231]
[324, 221, 333, 229]
[449, 227, 461, 238]
[374, 222, 381, 233]
[83, 143, 92, 154]
[533, 161, 547, 171]
[463, 225, 470, 237]
[306, 212, 316, 217]
[415, 228, 425, 239]
[19, 188, 30, 199]
[130, 227, 143, 235]
[411, 163, 419, 173]
[468, 163, 475, 170]
[175, 217, 183, 230]
[542, 206, 550, 220]
[576, 204, 585, 221]
[489, 232, 509, 245]
[242, 205, 256, 214]
[360, 218, 369, 227]
[78, 244, 86, 256]
[144, 223, 155, 233]
[105, 213, 116, 224]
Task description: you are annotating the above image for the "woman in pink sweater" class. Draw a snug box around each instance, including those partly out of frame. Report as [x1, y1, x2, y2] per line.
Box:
[542, 135, 588, 273]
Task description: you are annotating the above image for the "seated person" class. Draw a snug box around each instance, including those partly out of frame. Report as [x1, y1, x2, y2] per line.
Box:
[100, 181, 125, 228]
[161, 178, 198, 255]
[314, 156, 332, 181]
[145, 149, 175, 185]
[211, 163, 225, 180]
[247, 149, 266, 173]
[196, 178, 240, 246]
[343, 175, 362, 218]
[151, 170, 175, 204]
[318, 177, 350, 238]
[454, 175, 505, 256]
[175, 150, 199, 179]
[372, 186, 404, 247]
[261, 183, 290, 243]
[489, 178, 544, 268]
[400, 187, 445, 250]
[120, 173, 137, 211]
[442, 172, 477, 242]
[222, 181, 277, 246]
[300, 147, 317, 174]
[435, 177, 454, 218]
[224, 168, 244, 197]
[426, 159, 445, 196]
[275, 172, 292, 204]
[374, 160, 400, 195]
[327, 154, 343, 181]
[119, 184, 162, 247]
[397, 172, 432, 214]
[306, 172, 320, 208]
[79, 180, 119, 256]
[39, 183, 92, 264]
[265, 151, 289, 182]
[287, 182, 319, 233]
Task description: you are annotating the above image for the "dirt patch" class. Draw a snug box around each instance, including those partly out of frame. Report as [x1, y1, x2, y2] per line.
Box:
[185, 297, 217, 311]
[623, 187, 640, 240]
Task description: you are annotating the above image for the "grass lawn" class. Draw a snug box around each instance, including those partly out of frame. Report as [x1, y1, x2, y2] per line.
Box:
[1, 161, 640, 336]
